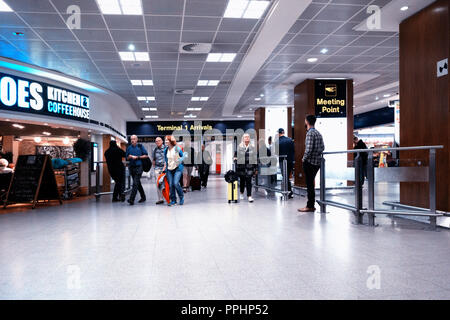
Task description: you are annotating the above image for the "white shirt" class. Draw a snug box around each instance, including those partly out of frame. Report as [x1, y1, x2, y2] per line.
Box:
[167, 147, 179, 170]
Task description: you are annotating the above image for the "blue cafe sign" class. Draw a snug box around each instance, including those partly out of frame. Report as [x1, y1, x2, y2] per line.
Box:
[0, 72, 90, 122]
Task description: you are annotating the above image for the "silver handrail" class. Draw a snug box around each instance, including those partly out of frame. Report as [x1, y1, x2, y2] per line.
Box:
[323, 145, 443, 155]
[254, 155, 291, 200]
[317, 145, 444, 230]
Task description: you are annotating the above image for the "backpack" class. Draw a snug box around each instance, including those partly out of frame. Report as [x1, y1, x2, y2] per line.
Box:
[138, 144, 152, 172]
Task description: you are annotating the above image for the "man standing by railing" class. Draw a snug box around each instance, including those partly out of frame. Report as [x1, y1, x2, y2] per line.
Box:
[298, 115, 324, 212]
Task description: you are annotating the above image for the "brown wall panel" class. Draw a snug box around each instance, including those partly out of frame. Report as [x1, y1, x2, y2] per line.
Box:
[254, 108, 265, 141]
[399, 0, 449, 211]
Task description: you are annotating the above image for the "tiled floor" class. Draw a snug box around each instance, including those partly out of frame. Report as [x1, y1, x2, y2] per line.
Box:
[0, 177, 449, 300]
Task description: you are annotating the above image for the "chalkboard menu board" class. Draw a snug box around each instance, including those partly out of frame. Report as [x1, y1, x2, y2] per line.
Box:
[3, 155, 62, 209]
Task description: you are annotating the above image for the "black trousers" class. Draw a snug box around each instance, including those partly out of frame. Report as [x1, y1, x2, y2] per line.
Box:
[303, 161, 320, 208]
[239, 175, 253, 197]
[129, 166, 145, 202]
[281, 162, 293, 193]
[199, 164, 210, 187]
[111, 169, 125, 200]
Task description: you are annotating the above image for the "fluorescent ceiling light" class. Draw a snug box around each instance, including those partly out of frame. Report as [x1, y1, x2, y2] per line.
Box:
[237, 115, 243, 118]
[400, 6, 409, 11]
[142, 80, 153, 86]
[145, 115, 158, 118]
[0, 0, 13, 12]
[184, 115, 197, 118]
[254, 97, 261, 101]
[383, 94, 391, 97]
[187, 108, 202, 111]
[119, 51, 149, 61]
[191, 97, 200, 101]
[131, 79, 153, 86]
[200, 97, 208, 101]
[137, 96, 146, 101]
[242, 1, 270, 19]
[149, 107, 157, 111]
[224, 0, 270, 19]
[206, 53, 236, 62]
[42, 132, 51, 136]
[134, 52, 149, 61]
[96, 0, 142, 15]
[146, 96, 155, 101]
[197, 80, 220, 86]
[13, 124, 24, 129]
[119, 51, 135, 61]
[142, 107, 150, 111]
[307, 57, 318, 63]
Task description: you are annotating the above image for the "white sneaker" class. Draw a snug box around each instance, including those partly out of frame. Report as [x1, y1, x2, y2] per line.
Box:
[240, 193, 245, 200]
[248, 196, 254, 203]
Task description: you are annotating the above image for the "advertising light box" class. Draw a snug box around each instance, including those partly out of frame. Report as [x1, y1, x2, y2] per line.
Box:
[0, 72, 90, 122]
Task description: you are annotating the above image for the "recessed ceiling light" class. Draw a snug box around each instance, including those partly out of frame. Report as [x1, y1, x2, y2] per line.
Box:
[400, 6, 409, 11]
[320, 48, 328, 54]
[197, 80, 220, 86]
[128, 44, 135, 51]
[237, 115, 243, 118]
[0, 0, 13, 12]
[42, 132, 51, 136]
[34, 137, 42, 143]
[119, 51, 149, 61]
[12, 124, 24, 129]
[260, 94, 264, 97]
[375, 96, 379, 100]
[224, 0, 270, 19]
[63, 137, 70, 145]
[191, 97, 209, 101]
[96, 0, 143, 15]
[142, 80, 153, 86]
[206, 53, 236, 62]
[307, 57, 318, 63]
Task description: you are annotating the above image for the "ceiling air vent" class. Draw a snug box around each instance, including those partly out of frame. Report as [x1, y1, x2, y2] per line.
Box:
[179, 43, 212, 54]
[174, 89, 194, 95]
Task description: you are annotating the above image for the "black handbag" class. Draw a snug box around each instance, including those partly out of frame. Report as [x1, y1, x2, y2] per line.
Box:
[138, 144, 152, 172]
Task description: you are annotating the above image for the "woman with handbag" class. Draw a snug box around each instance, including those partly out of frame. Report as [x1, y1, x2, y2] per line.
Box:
[163, 135, 186, 206]
[233, 133, 258, 202]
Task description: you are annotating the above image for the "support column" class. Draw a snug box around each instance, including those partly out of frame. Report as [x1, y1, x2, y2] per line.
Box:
[102, 134, 112, 192]
[399, 0, 449, 211]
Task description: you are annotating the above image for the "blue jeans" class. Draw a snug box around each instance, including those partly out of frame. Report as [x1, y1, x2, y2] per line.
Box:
[166, 168, 183, 202]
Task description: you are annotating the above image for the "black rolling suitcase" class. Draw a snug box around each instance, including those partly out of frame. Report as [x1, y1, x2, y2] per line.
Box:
[190, 168, 201, 191]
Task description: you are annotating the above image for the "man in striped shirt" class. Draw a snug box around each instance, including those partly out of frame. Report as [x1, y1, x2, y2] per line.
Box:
[298, 115, 324, 212]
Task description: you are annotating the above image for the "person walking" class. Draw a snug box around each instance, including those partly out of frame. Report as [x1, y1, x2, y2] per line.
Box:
[196, 144, 211, 188]
[276, 128, 295, 198]
[152, 137, 166, 204]
[353, 135, 368, 186]
[182, 140, 195, 193]
[298, 115, 324, 212]
[234, 133, 257, 203]
[104, 140, 126, 202]
[164, 135, 186, 206]
[125, 135, 149, 205]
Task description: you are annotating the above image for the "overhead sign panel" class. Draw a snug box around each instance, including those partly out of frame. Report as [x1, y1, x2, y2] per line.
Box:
[314, 79, 347, 118]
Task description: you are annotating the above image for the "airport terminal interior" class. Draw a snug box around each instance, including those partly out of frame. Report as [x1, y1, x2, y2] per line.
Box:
[0, 0, 449, 300]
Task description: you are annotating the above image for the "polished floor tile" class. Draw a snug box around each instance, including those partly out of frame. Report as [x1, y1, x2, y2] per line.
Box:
[0, 177, 449, 300]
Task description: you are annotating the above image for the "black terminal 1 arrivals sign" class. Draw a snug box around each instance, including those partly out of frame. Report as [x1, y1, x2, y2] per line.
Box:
[0, 72, 90, 122]
[314, 79, 347, 118]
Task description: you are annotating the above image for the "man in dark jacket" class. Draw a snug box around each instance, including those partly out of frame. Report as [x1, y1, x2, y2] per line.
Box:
[196, 144, 211, 188]
[104, 140, 126, 202]
[353, 136, 368, 185]
[276, 128, 295, 198]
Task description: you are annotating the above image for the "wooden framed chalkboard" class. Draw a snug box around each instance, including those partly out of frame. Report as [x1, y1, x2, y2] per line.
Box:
[3, 155, 62, 209]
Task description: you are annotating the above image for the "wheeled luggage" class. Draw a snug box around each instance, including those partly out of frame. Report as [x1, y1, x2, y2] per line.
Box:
[190, 176, 201, 191]
[227, 180, 238, 203]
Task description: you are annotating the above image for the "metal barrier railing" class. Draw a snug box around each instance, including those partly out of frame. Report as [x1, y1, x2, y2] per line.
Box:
[93, 161, 132, 201]
[254, 155, 291, 201]
[317, 145, 444, 229]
